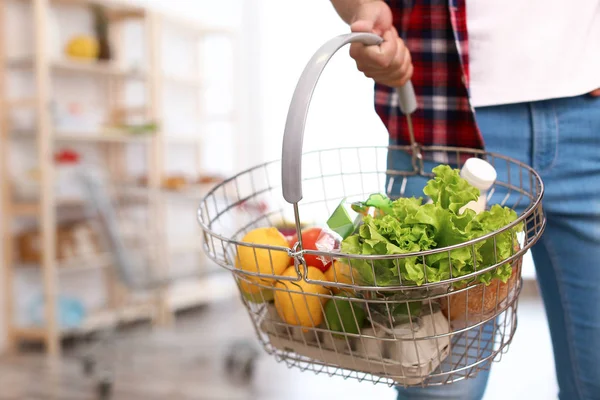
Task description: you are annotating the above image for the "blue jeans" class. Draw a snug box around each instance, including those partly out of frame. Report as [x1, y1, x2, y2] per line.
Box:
[389, 94, 600, 400]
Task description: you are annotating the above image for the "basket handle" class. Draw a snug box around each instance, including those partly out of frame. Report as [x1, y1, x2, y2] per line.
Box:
[281, 32, 417, 205]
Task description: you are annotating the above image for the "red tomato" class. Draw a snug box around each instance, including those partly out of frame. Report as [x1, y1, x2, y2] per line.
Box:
[289, 227, 338, 272]
[286, 235, 295, 249]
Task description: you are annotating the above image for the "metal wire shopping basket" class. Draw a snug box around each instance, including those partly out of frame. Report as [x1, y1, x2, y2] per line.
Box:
[197, 33, 546, 387]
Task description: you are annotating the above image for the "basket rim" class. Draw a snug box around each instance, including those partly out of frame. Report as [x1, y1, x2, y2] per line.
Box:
[196, 145, 545, 286]
[206, 229, 539, 291]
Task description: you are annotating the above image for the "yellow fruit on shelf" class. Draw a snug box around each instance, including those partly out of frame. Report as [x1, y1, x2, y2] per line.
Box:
[274, 266, 330, 330]
[236, 227, 291, 283]
[65, 35, 99, 60]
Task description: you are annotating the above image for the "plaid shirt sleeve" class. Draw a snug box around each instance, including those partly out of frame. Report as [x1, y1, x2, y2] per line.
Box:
[375, 0, 484, 151]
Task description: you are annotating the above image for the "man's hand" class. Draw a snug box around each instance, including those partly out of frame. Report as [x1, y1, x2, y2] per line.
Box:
[590, 88, 600, 97]
[347, 1, 413, 87]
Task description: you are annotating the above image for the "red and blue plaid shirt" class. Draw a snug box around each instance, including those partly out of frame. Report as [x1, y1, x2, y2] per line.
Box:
[375, 0, 484, 150]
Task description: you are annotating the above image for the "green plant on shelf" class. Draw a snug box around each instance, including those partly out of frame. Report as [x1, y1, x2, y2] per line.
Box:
[120, 122, 159, 135]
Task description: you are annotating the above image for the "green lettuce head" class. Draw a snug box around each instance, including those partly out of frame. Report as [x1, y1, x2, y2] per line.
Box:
[340, 165, 522, 287]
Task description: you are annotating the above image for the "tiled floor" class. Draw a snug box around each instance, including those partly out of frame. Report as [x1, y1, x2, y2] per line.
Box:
[0, 281, 557, 400]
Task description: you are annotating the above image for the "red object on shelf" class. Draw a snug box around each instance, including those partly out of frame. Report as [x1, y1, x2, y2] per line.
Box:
[55, 149, 81, 164]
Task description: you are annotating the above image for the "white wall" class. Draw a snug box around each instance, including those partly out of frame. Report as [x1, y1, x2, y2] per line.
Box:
[256, 0, 388, 159]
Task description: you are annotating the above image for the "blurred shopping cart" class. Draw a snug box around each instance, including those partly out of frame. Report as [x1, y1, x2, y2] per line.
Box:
[72, 171, 259, 398]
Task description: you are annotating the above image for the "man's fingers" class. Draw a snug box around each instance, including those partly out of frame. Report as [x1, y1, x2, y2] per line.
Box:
[399, 63, 414, 86]
[399, 46, 412, 76]
[350, 20, 374, 34]
[347, 21, 413, 88]
[358, 45, 413, 87]
[360, 38, 397, 69]
[350, 44, 389, 70]
[348, 20, 375, 63]
[350, 30, 399, 70]
[367, 63, 409, 84]
[371, 29, 399, 68]
[589, 88, 600, 97]
[349, 42, 368, 65]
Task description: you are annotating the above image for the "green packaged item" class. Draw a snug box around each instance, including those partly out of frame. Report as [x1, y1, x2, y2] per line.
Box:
[326, 198, 362, 239]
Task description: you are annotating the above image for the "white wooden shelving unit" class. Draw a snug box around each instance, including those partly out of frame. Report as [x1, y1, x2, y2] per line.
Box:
[1, 0, 239, 356]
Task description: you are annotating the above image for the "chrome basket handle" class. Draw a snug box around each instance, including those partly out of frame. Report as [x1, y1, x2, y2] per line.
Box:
[281, 32, 417, 205]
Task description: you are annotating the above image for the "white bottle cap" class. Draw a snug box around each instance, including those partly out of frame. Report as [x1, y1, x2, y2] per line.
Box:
[460, 158, 497, 191]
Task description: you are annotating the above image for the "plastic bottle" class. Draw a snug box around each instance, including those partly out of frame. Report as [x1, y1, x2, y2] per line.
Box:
[459, 157, 497, 214]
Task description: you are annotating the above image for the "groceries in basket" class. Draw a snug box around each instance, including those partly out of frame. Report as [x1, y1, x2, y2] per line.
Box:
[287, 226, 341, 272]
[234, 227, 291, 303]
[233, 160, 524, 383]
[336, 164, 523, 324]
[339, 164, 522, 286]
[273, 266, 330, 330]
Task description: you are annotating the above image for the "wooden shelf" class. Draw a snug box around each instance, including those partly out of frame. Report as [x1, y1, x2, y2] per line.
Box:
[69, 303, 154, 335]
[12, 198, 86, 216]
[10, 182, 213, 218]
[13, 327, 46, 342]
[13, 302, 154, 342]
[7, 57, 147, 79]
[6, 98, 36, 108]
[55, 131, 155, 143]
[1, 0, 240, 357]
[16, 253, 113, 274]
[13, 202, 39, 216]
[162, 184, 215, 200]
[11, 129, 156, 143]
[14, 0, 146, 20]
[12, 274, 235, 343]
[118, 183, 218, 201]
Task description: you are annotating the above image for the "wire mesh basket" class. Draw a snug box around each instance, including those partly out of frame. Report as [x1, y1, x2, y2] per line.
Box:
[197, 33, 546, 387]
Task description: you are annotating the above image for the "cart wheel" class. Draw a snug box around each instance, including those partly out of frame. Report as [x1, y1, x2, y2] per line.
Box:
[224, 340, 259, 383]
[225, 353, 235, 375]
[242, 358, 255, 382]
[97, 379, 112, 399]
[82, 356, 96, 376]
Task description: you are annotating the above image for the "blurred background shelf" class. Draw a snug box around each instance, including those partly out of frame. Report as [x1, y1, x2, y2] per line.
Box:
[14, 0, 146, 20]
[10, 180, 224, 218]
[11, 199, 90, 216]
[12, 303, 154, 341]
[7, 57, 147, 79]
[1, 0, 240, 356]
[11, 129, 156, 143]
[11, 273, 237, 344]
[16, 252, 113, 274]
